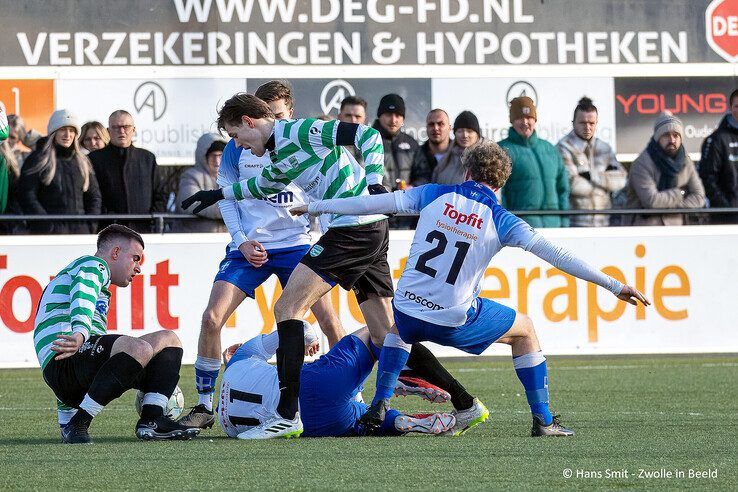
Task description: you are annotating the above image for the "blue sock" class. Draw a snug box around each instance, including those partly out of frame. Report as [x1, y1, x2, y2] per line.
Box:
[194, 356, 221, 411]
[372, 334, 411, 406]
[513, 351, 553, 425]
[378, 408, 403, 436]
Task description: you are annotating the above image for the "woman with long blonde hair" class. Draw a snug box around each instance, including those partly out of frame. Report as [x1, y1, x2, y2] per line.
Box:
[18, 109, 102, 234]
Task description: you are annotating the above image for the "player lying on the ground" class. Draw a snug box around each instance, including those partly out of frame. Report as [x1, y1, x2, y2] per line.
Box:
[180, 81, 345, 430]
[219, 324, 456, 438]
[35, 225, 199, 443]
[183, 93, 485, 440]
[291, 140, 650, 437]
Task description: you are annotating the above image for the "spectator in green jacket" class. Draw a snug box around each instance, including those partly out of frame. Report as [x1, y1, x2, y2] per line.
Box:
[498, 96, 570, 228]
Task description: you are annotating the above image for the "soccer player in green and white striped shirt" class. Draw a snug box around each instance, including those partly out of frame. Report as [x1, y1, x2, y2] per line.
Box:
[183, 93, 479, 440]
[38, 224, 199, 443]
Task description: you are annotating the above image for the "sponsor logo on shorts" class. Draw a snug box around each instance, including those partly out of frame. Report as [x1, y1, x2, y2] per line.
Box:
[309, 245, 324, 257]
[219, 260, 231, 273]
[403, 291, 444, 310]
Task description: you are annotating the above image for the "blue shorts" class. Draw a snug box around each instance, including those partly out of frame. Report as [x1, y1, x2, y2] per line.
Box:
[299, 334, 373, 437]
[394, 298, 517, 355]
[213, 244, 310, 298]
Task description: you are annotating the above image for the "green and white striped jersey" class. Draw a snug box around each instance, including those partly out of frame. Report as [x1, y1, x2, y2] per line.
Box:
[34, 255, 111, 370]
[222, 118, 386, 228]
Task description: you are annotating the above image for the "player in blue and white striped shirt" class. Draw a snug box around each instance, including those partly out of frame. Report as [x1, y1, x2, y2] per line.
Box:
[184, 93, 481, 440]
[180, 81, 345, 430]
[293, 140, 650, 437]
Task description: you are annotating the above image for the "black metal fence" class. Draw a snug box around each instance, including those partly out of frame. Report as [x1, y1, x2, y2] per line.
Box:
[1, 208, 737, 234]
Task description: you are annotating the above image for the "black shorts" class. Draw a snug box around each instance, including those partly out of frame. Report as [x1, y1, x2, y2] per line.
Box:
[42, 334, 123, 408]
[300, 219, 394, 304]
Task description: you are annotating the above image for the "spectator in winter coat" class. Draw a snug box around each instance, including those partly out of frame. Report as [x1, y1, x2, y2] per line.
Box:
[557, 97, 627, 227]
[372, 94, 419, 190]
[410, 109, 452, 186]
[626, 112, 705, 226]
[498, 97, 570, 228]
[89, 110, 167, 232]
[175, 133, 228, 232]
[431, 110, 482, 185]
[699, 89, 738, 224]
[18, 109, 102, 234]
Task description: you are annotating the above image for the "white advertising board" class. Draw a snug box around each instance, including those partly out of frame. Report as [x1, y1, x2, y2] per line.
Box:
[55, 78, 247, 164]
[1, 226, 737, 368]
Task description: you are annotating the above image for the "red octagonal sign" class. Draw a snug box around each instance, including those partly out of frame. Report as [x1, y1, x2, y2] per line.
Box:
[706, 0, 738, 62]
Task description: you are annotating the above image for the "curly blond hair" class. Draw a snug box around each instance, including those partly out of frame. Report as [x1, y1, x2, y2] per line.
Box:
[461, 140, 511, 189]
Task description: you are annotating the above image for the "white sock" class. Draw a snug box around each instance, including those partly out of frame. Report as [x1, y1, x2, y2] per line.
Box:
[142, 392, 169, 410]
[198, 393, 214, 411]
[58, 408, 77, 426]
[79, 395, 104, 417]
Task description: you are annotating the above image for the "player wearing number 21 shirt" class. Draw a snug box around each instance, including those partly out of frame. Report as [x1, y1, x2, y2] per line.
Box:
[291, 140, 650, 437]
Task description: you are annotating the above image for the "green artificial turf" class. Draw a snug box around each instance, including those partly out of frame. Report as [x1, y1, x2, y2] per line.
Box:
[0, 355, 735, 490]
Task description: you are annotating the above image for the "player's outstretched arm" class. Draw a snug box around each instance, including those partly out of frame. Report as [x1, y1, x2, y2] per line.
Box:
[527, 235, 650, 306]
[290, 187, 425, 217]
[182, 166, 290, 213]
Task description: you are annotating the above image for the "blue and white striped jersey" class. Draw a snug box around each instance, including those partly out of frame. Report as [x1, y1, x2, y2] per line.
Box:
[218, 139, 311, 252]
[308, 181, 623, 327]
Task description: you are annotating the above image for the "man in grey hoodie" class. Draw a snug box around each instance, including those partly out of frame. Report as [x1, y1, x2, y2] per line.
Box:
[175, 133, 228, 232]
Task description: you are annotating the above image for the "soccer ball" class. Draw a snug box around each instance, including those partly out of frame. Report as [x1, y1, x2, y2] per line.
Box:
[134, 385, 185, 419]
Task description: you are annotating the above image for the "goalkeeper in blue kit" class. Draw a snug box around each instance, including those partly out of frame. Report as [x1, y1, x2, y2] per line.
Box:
[291, 140, 650, 436]
[184, 94, 484, 439]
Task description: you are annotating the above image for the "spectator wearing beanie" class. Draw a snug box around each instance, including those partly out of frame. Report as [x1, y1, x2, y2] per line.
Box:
[699, 89, 738, 224]
[175, 133, 228, 232]
[17, 109, 102, 234]
[89, 109, 167, 233]
[431, 110, 482, 185]
[372, 93, 419, 190]
[498, 96, 570, 228]
[625, 112, 705, 226]
[557, 97, 627, 227]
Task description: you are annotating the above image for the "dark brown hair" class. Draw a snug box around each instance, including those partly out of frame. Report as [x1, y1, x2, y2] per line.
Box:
[573, 96, 598, 121]
[340, 96, 368, 111]
[217, 93, 274, 131]
[254, 80, 294, 109]
[97, 224, 144, 250]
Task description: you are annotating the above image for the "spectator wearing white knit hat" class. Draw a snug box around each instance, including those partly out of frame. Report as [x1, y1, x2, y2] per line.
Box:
[17, 109, 101, 234]
[625, 112, 705, 226]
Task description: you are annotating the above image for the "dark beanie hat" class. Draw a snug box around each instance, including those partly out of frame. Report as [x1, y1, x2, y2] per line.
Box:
[377, 94, 406, 118]
[206, 140, 227, 156]
[453, 110, 481, 136]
